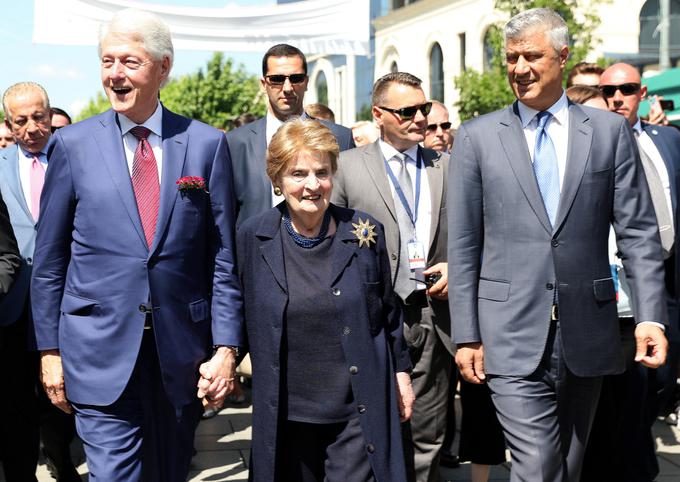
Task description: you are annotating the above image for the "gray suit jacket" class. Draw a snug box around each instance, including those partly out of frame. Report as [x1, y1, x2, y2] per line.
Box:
[0, 145, 37, 326]
[448, 101, 667, 378]
[332, 141, 453, 355]
[226, 115, 355, 227]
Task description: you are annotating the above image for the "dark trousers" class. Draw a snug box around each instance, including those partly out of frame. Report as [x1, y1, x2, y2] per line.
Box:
[458, 379, 506, 465]
[276, 417, 374, 482]
[0, 311, 39, 482]
[72, 330, 201, 482]
[38, 387, 81, 482]
[439, 368, 457, 458]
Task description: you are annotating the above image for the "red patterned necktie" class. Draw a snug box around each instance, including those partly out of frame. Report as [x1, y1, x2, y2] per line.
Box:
[129, 126, 159, 247]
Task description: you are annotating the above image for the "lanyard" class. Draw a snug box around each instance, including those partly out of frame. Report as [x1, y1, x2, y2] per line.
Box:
[384, 148, 422, 229]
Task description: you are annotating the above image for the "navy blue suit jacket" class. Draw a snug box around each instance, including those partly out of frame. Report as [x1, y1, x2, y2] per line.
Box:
[31, 107, 243, 408]
[226, 115, 355, 226]
[237, 203, 410, 482]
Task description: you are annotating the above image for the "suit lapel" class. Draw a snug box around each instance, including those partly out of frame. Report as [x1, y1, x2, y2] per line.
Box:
[423, 147, 443, 253]
[498, 104, 552, 234]
[553, 103, 592, 232]
[329, 208, 359, 286]
[255, 207, 288, 293]
[643, 123, 679, 216]
[2, 147, 33, 223]
[363, 142, 398, 223]
[251, 118, 272, 205]
[94, 111, 147, 248]
[149, 109, 188, 257]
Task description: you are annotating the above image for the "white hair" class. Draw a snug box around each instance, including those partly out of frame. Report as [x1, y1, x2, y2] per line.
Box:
[98, 8, 174, 81]
[505, 8, 569, 53]
[3, 82, 50, 122]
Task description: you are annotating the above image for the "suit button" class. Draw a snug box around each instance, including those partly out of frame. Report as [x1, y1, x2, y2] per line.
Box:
[357, 404, 367, 413]
[546, 283, 554, 290]
[551, 240, 559, 247]
[332, 288, 341, 296]
[343, 326, 351, 336]
[391, 253, 397, 260]
[349, 365, 359, 374]
[138, 304, 146, 313]
[366, 443, 375, 453]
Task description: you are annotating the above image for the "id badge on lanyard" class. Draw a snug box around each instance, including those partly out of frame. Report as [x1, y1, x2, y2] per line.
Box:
[407, 239, 426, 270]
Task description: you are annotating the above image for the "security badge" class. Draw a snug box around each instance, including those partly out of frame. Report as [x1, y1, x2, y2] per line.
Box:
[407, 239, 426, 270]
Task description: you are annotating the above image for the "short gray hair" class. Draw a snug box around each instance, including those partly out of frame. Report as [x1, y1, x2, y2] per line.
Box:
[3, 82, 50, 122]
[505, 8, 568, 53]
[98, 9, 174, 79]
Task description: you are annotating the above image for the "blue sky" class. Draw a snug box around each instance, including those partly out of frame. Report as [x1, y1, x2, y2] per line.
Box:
[0, 0, 275, 116]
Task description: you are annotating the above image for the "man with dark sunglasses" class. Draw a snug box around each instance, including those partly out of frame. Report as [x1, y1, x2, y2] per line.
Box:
[581, 62, 680, 482]
[226, 43, 354, 226]
[333, 72, 453, 482]
[423, 101, 453, 154]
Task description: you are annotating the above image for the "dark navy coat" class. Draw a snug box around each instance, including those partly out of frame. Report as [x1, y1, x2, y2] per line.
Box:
[236, 203, 411, 482]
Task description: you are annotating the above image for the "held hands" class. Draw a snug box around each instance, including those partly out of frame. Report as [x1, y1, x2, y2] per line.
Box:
[395, 371, 415, 422]
[40, 350, 72, 414]
[197, 346, 237, 409]
[634, 323, 668, 369]
[456, 342, 486, 384]
[423, 262, 448, 300]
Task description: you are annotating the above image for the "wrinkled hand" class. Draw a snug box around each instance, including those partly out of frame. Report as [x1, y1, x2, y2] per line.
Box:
[423, 262, 448, 300]
[395, 371, 415, 422]
[634, 323, 668, 369]
[648, 96, 669, 126]
[40, 350, 72, 414]
[197, 347, 237, 408]
[456, 342, 485, 384]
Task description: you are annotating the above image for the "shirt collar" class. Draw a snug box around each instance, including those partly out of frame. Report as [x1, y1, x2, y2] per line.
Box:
[118, 102, 163, 137]
[632, 118, 643, 135]
[378, 139, 420, 164]
[517, 91, 569, 129]
[17, 145, 47, 163]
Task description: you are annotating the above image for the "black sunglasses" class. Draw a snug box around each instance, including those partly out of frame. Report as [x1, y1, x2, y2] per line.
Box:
[379, 102, 432, 120]
[600, 83, 641, 98]
[265, 74, 307, 86]
[426, 121, 452, 131]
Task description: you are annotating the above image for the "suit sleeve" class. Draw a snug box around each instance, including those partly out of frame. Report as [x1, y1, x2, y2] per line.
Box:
[447, 124, 484, 344]
[612, 119, 668, 325]
[0, 191, 20, 297]
[208, 133, 245, 346]
[31, 132, 77, 349]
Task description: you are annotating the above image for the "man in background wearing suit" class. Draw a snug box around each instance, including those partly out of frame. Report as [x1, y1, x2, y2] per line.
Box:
[226, 44, 354, 226]
[0, 191, 19, 299]
[31, 10, 243, 481]
[581, 62, 680, 482]
[0, 82, 80, 482]
[333, 72, 452, 482]
[449, 8, 668, 481]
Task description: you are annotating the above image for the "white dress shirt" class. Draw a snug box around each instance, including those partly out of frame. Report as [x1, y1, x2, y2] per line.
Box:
[118, 102, 163, 181]
[266, 112, 285, 206]
[18, 147, 48, 214]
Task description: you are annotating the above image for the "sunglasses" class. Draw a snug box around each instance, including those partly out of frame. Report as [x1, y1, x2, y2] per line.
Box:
[265, 74, 307, 86]
[426, 121, 452, 131]
[600, 83, 641, 98]
[379, 102, 432, 120]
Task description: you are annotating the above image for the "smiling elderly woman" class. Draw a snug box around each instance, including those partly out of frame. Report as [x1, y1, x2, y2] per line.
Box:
[236, 118, 413, 482]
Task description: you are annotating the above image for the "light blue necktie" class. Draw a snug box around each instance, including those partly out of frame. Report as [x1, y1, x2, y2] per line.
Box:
[533, 111, 560, 227]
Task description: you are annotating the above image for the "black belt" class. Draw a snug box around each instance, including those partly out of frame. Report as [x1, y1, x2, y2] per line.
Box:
[138, 304, 153, 330]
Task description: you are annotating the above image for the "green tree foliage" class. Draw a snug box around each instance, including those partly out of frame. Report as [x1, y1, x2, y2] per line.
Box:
[76, 53, 266, 127]
[455, 0, 606, 121]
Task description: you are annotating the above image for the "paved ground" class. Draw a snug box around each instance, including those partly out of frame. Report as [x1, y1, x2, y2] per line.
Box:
[17, 386, 680, 481]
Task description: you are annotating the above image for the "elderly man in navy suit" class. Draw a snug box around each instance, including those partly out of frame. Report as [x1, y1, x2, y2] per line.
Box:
[226, 43, 354, 226]
[31, 9, 243, 481]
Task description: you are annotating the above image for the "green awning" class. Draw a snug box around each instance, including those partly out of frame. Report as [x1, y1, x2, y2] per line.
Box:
[639, 67, 680, 126]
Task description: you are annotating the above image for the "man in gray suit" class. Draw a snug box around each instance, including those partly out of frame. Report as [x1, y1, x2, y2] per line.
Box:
[226, 44, 354, 226]
[333, 72, 452, 482]
[449, 8, 668, 481]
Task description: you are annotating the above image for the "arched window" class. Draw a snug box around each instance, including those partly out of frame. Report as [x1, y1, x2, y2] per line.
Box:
[429, 42, 444, 102]
[483, 27, 496, 72]
[315, 71, 328, 106]
[390, 61, 399, 73]
[639, 0, 680, 58]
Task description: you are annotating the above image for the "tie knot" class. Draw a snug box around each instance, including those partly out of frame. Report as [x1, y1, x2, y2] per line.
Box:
[130, 126, 151, 141]
[536, 111, 552, 129]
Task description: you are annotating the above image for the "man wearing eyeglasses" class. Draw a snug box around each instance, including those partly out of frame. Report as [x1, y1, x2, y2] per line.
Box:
[226, 43, 354, 226]
[582, 62, 680, 482]
[333, 71, 452, 482]
[423, 101, 453, 154]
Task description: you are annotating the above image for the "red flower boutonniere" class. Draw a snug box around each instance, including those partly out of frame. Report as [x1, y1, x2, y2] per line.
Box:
[176, 176, 208, 193]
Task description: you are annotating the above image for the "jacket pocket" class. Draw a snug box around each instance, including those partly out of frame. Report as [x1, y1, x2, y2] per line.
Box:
[477, 278, 510, 302]
[189, 299, 209, 323]
[60, 292, 100, 316]
[593, 277, 616, 302]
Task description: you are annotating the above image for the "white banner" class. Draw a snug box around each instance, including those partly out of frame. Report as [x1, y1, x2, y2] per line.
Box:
[33, 0, 369, 55]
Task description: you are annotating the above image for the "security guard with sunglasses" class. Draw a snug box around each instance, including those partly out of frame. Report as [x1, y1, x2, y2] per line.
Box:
[423, 100, 453, 154]
[332, 72, 453, 482]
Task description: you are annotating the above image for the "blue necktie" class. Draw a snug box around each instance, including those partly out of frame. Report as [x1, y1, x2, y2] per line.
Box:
[533, 111, 560, 227]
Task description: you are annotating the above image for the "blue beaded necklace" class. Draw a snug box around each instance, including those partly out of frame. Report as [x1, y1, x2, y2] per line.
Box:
[283, 209, 332, 248]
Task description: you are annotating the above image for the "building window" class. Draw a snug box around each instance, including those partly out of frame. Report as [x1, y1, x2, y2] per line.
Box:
[430, 42, 444, 101]
[315, 71, 328, 106]
[459, 33, 466, 72]
[483, 27, 495, 72]
[390, 61, 399, 73]
[639, 0, 680, 59]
